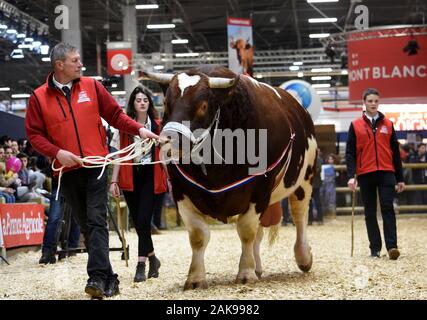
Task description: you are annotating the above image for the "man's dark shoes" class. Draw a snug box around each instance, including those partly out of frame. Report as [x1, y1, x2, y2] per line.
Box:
[85, 278, 105, 299]
[388, 248, 400, 260]
[39, 250, 56, 264]
[148, 255, 161, 279]
[104, 276, 120, 297]
[134, 262, 146, 282]
[370, 250, 381, 258]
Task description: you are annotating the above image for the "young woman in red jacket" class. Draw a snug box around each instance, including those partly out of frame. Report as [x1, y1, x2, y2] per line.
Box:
[109, 86, 168, 282]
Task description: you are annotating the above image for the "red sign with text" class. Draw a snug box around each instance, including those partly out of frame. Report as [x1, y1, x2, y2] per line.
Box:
[0, 204, 45, 249]
[348, 28, 427, 104]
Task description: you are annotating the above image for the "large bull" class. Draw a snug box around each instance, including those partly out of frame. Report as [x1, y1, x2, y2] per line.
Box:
[144, 65, 317, 290]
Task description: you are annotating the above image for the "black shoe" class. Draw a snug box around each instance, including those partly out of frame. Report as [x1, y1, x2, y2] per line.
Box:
[388, 248, 400, 260]
[148, 256, 161, 279]
[370, 251, 381, 258]
[85, 278, 105, 298]
[104, 276, 120, 297]
[39, 250, 56, 264]
[134, 262, 146, 282]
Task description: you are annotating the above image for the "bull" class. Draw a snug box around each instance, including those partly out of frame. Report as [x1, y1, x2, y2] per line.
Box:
[144, 65, 317, 290]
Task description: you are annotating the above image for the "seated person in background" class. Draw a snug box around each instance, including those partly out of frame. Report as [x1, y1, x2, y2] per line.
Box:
[0, 186, 16, 203]
[16, 153, 39, 202]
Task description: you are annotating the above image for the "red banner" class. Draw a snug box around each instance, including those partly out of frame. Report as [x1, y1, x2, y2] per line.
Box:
[106, 42, 132, 75]
[348, 27, 427, 104]
[0, 204, 45, 249]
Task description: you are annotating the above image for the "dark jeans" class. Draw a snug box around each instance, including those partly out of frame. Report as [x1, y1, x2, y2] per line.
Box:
[42, 188, 80, 252]
[61, 168, 114, 281]
[123, 165, 161, 257]
[358, 171, 398, 252]
[309, 186, 323, 222]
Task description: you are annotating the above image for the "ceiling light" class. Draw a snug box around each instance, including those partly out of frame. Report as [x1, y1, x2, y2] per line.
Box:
[311, 68, 333, 72]
[255, 74, 263, 79]
[311, 76, 332, 81]
[309, 33, 330, 38]
[171, 39, 189, 44]
[341, 70, 348, 75]
[153, 65, 164, 70]
[307, 0, 339, 3]
[41, 57, 50, 62]
[293, 61, 303, 66]
[308, 18, 337, 23]
[112, 83, 118, 88]
[111, 91, 126, 96]
[135, 4, 159, 10]
[172, 18, 184, 24]
[89, 76, 103, 80]
[312, 83, 331, 88]
[147, 24, 175, 29]
[297, 72, 304, 78]
[11, 93, 30, 99]
[0, 87, 11, 92]
[316, 90, 330, 95]
[81, 66, 86, 71]
[175, 52, 199, 57]
[289, 66, 300, 71]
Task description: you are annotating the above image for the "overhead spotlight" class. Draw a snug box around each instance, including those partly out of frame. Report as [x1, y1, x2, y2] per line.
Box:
[324, 43, 335, 63]
[403, 39, 420, 56]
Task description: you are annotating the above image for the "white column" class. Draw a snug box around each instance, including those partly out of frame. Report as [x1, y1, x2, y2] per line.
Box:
[122, 3, 138, 99]
[61, 0, 82, 63]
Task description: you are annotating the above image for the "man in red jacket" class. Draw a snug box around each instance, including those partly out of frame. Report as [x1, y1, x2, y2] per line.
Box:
[346, 88, 405, 260]
[25, 43, 158, 298]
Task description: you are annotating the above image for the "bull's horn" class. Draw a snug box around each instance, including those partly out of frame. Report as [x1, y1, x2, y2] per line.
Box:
[140, 71, 174, 84]
[208, 77, 235, 88]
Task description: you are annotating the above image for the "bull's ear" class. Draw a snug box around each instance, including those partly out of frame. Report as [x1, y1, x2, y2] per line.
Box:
[208, 77, 235, 89]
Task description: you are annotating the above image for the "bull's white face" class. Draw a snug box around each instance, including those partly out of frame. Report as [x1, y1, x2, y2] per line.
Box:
[163, 72, 211, 129]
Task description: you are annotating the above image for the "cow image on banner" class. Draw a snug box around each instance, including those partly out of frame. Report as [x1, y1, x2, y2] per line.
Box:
[227, 17, 254, 76]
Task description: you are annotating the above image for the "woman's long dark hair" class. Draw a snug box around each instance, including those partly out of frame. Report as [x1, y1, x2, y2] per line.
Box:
[126, 86, 159, 120]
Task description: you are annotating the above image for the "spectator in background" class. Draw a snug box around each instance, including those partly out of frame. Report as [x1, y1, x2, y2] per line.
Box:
[11, 140, 19, 156]
[16, 153, 39, 202]
[308, 149, 324, 225]
[408, 143, 427, 206]
[321, 154, 337, 218]
[346, 88, 404, 260]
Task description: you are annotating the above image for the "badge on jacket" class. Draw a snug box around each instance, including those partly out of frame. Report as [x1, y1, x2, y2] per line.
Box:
[77, 90, 91, 103]
[380, 126, 388, 134]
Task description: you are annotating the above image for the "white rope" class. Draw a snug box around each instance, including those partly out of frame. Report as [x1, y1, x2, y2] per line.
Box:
[52, 138, 175, 201]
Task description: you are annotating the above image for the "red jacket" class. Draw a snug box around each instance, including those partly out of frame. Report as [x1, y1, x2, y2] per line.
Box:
[118, 118, 168, 194]
[352, 113, 395, 176]
[25, 74, 142, 171]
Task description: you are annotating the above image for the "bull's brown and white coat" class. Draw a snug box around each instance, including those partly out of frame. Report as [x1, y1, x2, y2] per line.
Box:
[145, 65, 317, 290]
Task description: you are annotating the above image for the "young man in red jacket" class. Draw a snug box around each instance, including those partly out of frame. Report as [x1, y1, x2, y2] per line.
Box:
[25, 43, 158, 298]
[346, 88, 405, 260]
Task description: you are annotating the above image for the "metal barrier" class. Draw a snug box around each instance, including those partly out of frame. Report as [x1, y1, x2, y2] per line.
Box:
[333, 163, 427, 213]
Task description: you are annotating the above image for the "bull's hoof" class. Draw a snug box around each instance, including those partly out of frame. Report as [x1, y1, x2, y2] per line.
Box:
[235, 272, 258, 285]
[184, 279, 208, 290]
[297, 252, 313, 272]
[255, 270, 262, 279]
